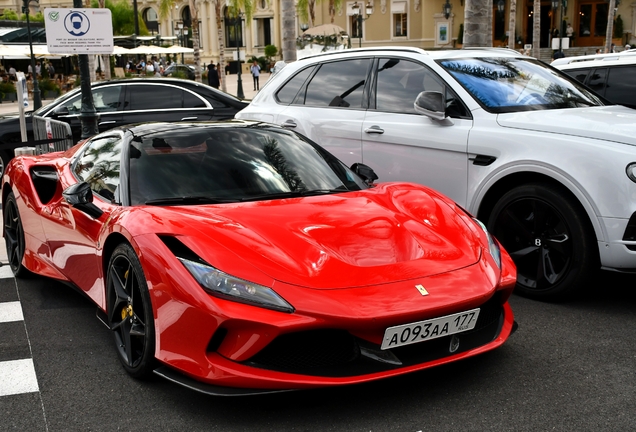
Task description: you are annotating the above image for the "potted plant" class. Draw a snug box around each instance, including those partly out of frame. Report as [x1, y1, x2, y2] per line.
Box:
[613, 15, 624, 46]
[38, 78, 61, 99]
[456, 23, 464, 49]
[0, 80, 16, 102]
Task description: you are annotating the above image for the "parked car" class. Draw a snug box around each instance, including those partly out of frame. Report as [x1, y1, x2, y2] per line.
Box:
[162, 64, 196, 80]
[552, 50, 636, 109]
[0, 78, 247, 175]
[2, 120, 516, 394]
[236, 46, 636, 300]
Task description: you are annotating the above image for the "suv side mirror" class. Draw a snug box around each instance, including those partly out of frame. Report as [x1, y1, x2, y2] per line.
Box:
[350, 163, 378, 186]
[414, 91, 446, 120]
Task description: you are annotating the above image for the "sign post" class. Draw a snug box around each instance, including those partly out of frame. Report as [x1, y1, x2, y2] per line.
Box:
[44, 7, 114, 139]
[16, 72, 29, 142]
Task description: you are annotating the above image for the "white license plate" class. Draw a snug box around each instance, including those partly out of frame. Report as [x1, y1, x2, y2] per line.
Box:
[381, 308, 480, 350]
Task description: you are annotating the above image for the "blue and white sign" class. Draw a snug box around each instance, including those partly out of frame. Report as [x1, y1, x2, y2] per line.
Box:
[44, 8, 113, 54]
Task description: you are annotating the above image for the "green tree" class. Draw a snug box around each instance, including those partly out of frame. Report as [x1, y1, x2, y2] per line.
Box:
[92, 0, 149, 36]
[159, 0, 255, 89]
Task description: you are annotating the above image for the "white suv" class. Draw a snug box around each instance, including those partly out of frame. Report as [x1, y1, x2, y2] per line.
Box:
[552, 50, 636, 109]
[236, 47, 636, 300]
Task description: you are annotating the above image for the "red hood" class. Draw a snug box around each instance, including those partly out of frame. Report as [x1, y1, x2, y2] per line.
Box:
[141, 183, 482, 289]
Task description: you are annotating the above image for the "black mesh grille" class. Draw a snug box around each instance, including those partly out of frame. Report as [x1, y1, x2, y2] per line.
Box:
[247, 329, 360, 373]
[244, 295, 505, 377]
[623, 212, 636, 242]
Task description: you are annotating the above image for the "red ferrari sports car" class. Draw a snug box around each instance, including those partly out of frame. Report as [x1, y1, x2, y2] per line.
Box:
[3, 120, 517, 395]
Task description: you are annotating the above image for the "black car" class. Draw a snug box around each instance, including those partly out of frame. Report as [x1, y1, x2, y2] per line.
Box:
[0, 78, 247, 174]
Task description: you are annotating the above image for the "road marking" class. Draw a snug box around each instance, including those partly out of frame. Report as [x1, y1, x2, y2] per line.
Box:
[0, 301, 23, 323]
[0, 358, 39, 396]
[0, 266, 14, 279]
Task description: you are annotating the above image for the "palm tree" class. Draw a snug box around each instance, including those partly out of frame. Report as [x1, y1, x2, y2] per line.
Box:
[463, 0, 491, 46]
[507, 0, 516, 50]
[604, 0, 616, 53]
[328, 0, 343, 23]
[296, 0, 316, 27]
[159, 0, 254, 90]
[281, 0, 297, 61]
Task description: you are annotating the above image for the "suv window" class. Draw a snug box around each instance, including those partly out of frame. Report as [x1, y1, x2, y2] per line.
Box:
[61, 86, 122, 114]
[304, 59, 371, 108]
[604, 66, 636, 109]
[126, 85, 187, 110]
[73, 135, 122, 202]
[374, 57, 468, 118]
[562, 68, 591, 84]
[587, 68, 608, 94]
[276, 66, 315, 104]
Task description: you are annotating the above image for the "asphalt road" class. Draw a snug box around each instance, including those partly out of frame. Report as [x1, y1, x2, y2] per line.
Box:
[1, 269, 635, 432]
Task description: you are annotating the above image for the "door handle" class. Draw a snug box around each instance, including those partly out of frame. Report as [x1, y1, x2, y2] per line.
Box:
[180, 117, 198, 121]
[281, 119, 297, 128]
[364, 125, 384, 134]
[98, 120, 117, 125]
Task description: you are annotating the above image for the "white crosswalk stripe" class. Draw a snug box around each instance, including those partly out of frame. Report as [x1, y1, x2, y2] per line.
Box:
[0, 358, 39, 396]
[0, 301, 23, 323]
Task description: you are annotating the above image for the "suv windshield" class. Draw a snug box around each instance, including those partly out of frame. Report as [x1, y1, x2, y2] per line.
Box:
[129, 125, 367, 205]
[439, 57, 604, 113]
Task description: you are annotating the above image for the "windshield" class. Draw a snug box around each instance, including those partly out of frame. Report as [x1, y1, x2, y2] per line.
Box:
[129, 125, 367, 205]
[438, 57, 604, 113]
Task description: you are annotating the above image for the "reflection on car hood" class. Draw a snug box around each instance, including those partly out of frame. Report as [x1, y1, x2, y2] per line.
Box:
[148, 183, 482, 289]
[497, 105, 636, 145]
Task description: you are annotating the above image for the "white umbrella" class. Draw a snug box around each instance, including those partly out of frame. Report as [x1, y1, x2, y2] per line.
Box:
[0, 44, 29, 59]
[164, 45, 194, 54]
[302, 24, 347, 36]
[127, 45, 168, 55]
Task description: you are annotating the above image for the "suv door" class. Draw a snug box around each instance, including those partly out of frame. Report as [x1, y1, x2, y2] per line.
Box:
[277, 58, 373, 165]
[47, 84, 124, 142]
[361, 57, 473, 204]
[122, 83, 214, 123]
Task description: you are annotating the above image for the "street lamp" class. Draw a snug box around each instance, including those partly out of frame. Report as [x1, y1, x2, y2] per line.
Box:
[22, 0, 41, 110]
[233, 11, 245, 100]
[497, 0, 505, 14]
[300, 23, 309, 32]
[351, 1, 373, 48]
[183, 29, 189, 64]
[176, 21, 184, 64]
[442, 0, 452, 19]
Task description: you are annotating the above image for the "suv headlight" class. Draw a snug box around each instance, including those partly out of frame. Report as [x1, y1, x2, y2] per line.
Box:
[178, 258, 294, 313]
[473, 218, 502, 269]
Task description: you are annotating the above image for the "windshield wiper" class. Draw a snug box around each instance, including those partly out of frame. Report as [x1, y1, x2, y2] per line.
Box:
[144, 196, 240, 205]
[564, 95, 597, 107]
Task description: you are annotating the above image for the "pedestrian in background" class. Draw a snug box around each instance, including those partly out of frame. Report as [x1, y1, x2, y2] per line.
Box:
[250, 60, 261, 91]
[207, 63, 220, 89]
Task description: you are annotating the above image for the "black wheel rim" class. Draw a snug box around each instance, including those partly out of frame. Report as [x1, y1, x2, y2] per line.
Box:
[4, 199, 24, 273]
[108, 255, 148, 369]
[492, 197, 572, 292]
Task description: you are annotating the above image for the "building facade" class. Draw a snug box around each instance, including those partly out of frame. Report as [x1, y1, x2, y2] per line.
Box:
[0, 0, 634, 66]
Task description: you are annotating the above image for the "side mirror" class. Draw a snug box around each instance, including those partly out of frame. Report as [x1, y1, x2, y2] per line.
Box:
[52, 105, 69, 117]
[350, 162, 378, 186]
[62, 182, 104, 218]
[414, 91, 446, 120]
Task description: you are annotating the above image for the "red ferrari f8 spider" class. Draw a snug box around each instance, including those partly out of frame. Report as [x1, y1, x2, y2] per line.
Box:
[2, 121, 516, 395]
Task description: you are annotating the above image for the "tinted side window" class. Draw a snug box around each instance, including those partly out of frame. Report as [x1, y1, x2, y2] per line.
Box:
[304, 59, 371, 108]
[73, 136, 122, 201]
[604, 66, 636, 109]
[61, 86, 122, 114]
[276, 66, 314, 104]
[587, 68, 608, 95]
[183, 91, 208, 108]
[126, 85, 184, 110]
[563, 68, 591, 84]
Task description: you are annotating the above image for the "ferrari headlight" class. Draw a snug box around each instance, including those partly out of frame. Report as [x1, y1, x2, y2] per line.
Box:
[178, 258, 294, 313]
[473, 218, 502, 269]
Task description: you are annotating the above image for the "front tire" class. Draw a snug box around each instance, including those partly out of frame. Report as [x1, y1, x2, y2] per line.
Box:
[107, 243, 156, 378]
[4, 192, 29, 277]
[487, 183, 597, 300]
